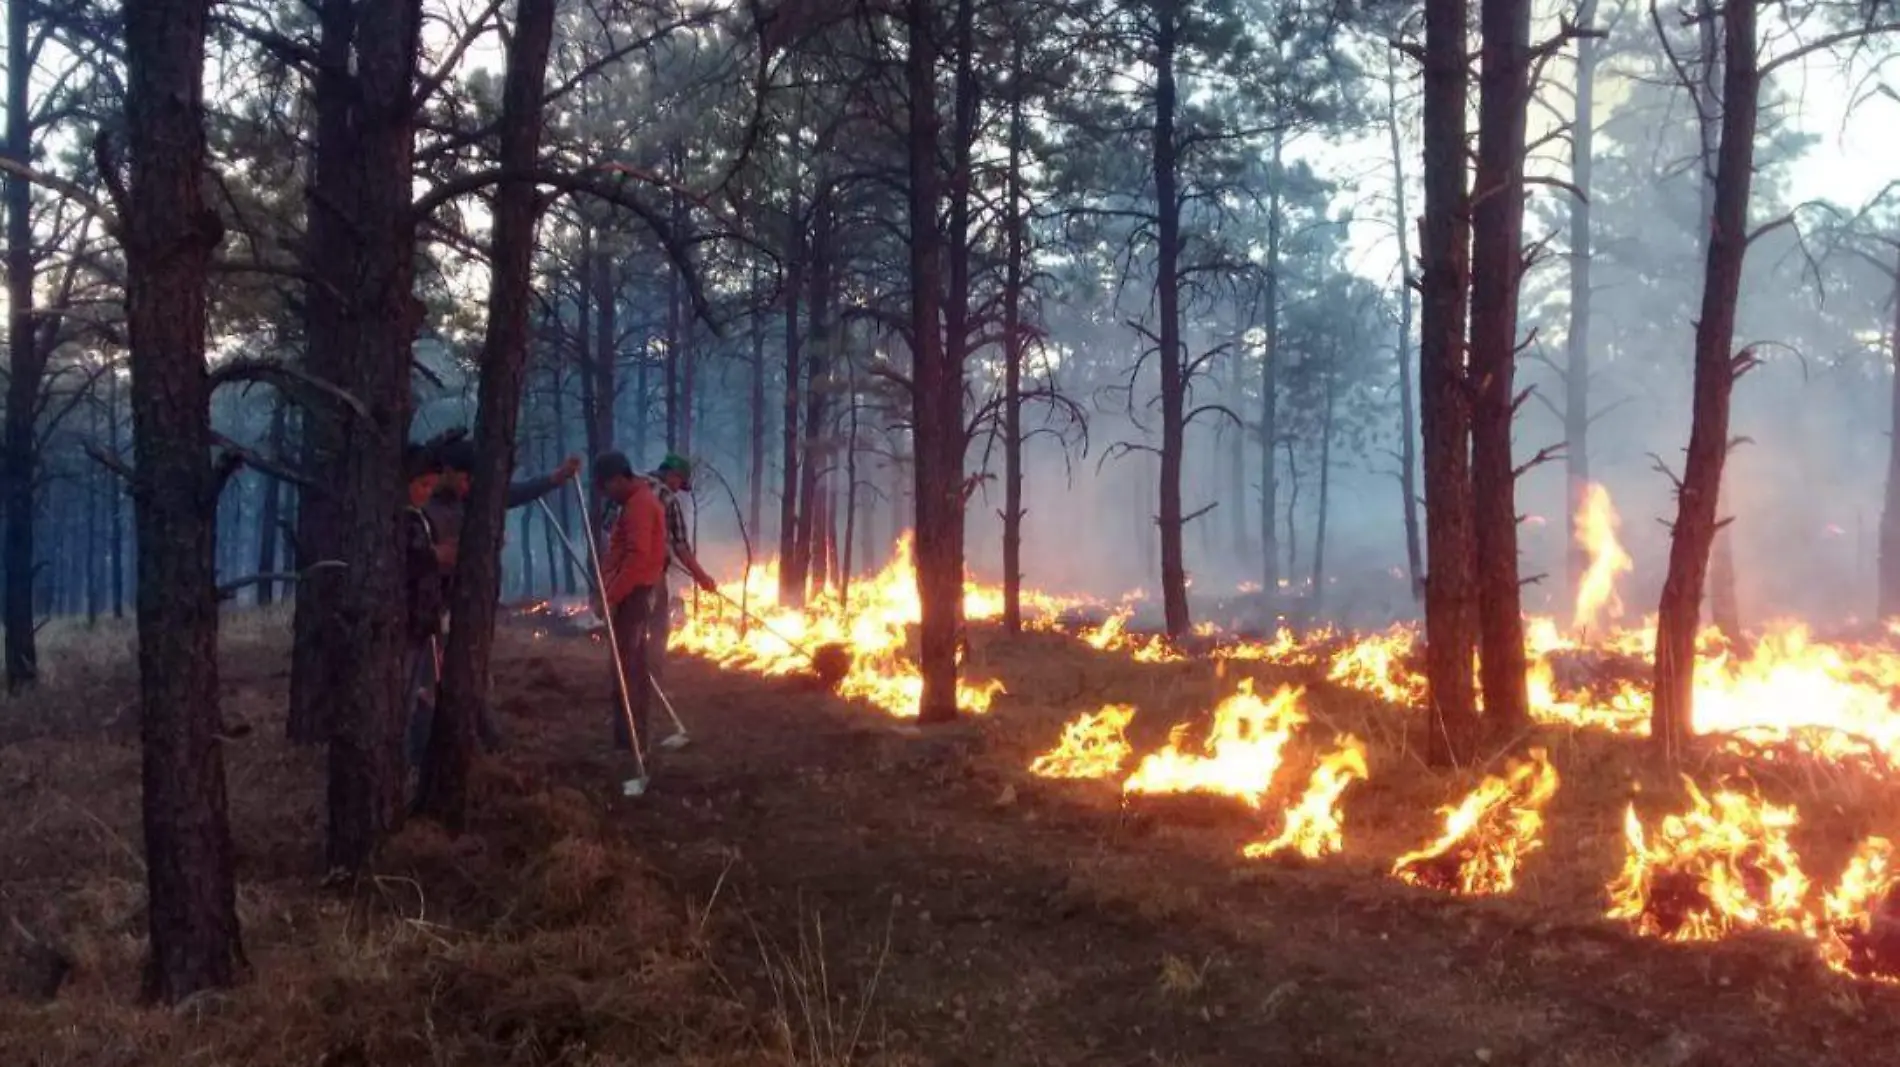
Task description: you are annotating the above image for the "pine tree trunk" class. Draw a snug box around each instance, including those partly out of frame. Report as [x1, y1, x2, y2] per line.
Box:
[908, 0, 961, 724]
[418, 0, 555, 828]
[1311, 360, 1335, 618]
[1652, 0, 1758, 761]
[590, 247, 617, 460]
[551, 359, 577, 594]
[1420, 0, 1479, 765]
[297, 0, 426, 867]
[4, 0, 41, 688]
[1001, 37, 1027, 634]
[122, 0, 245, 998]
[1468, 0, 1534, 736]
[1386, 55, 1424, 603]
[749, 259, 767, 543]
[109, 366, 125, 619]
[1260, 132, 1283, 601]
[778, 189, 804, 604]
[1152, 0, 1190, 639]
[1564, 0, 1598, 616]
[665, 197, 682, 451]
[1878, 253, 1900, 619]
[792, 206, 831, 602]
[255, 400, 287, 606]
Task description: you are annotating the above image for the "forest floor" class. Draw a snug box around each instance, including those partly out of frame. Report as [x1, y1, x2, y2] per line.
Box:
[5, 609, 1900, 1066]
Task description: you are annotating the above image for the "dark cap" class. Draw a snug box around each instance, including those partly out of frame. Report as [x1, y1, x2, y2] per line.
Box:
[654, 452, 693, 489]
[404, 442, 443, 482]
[437, 437, 476, 473]
[592, 451, 634, 486]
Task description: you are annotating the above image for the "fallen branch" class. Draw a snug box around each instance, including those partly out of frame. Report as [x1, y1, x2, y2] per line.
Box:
[217, 560, 347, 601]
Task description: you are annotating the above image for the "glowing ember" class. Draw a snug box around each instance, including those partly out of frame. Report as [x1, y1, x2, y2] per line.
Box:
[1029, 705, 1137, 780]
[1572, 483, 1634, 634]
[1605, 779, 1810, 941]
[1392, 749, 1560, 896]
[1243, 735, 1369, 860]
[1122, 681, 1306, 809]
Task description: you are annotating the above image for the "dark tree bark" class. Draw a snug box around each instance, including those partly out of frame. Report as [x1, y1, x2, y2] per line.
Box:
[1692, 13, 1743, 642]
[1564, 0, 1598, 616]
[550, 356, 578, 594]
[665, 184, 683, 452]
[109, 364, 126, 619]
[4, 0, 39, 690]
[1311, 357, 1335, 618]
[749, 259, 768, 542]
[255, 400, 288, 606]
[1386, 56, 1424, 603]
[791, 202, 832, 601]
[1468, 0, 1534, 737]
[289, 0, 426, 868]
[908, 0, 962, 724]
[1878, 251, 1900, 619]
[1419, 0, 1479, 765]
[1000, 31, 1028, 634]
[418, 0, 557, 829]
[589, 244, 618, 460]
[1260, 131, 1283, 601]
[1652, 0, 1758, 761]
[121, 0, 245, 1000]
[1152, 0, 1190, 639]
[778, 186, 804, 604]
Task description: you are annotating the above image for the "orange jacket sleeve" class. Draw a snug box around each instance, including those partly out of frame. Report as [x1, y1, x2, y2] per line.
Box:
[603, 488, 666, 607]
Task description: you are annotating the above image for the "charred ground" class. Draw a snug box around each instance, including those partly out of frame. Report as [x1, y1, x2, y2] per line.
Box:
[4, 612, 1899, 1066]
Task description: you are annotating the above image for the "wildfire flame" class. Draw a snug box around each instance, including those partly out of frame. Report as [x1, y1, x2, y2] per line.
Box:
[1243, 736, 1370, 860]
[1816, 837, 1900, 981]
[1122, 681, 1306, 809]
[1029, 705, 1137, 780]
[1392, 749, 1560, 896]
[1572, 483, 1634, 634]
[1605, 779, 1811, 941]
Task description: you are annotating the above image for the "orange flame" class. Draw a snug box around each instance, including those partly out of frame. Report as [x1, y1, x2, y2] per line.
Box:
[1392, 749, 1560, 896]
[1605, 779, 1811, 941]
[1243, 736, 1370, 860]
[1573, 482, 1634, 634]
[1029, 705, 1136, 780]
[1122, 681, 1306, 809]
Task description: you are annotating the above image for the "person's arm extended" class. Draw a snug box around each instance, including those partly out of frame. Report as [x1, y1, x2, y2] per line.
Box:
[675, 541, 718, 591]
[504, 456, 581, 508]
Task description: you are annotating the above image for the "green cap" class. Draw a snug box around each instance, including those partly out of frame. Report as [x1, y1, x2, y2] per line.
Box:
[657, 453, 692, 476]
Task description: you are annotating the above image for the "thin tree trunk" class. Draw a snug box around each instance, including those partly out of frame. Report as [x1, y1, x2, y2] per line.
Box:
[1420, 0, 1479, 764]
[1311, 361, 1335, 618]
[109, 365, 125, 619]
[1564, 0, 1598, 616]
[1468, 0, 1534, 736]
[590, 246, 617, 460]
[4, 0, 40, 688]
[255, 400, 287, 606]
[122, 0, 244, 998]
[1878, 252, 1900, 619]
[665, 192, 683, 451]
[749, 259, 767, 542]
[792, 204, 832, 601]
[1260, 132, 1283, 600]
[551, 358, 577, 594]
[1386, 54, 1424, 603]
[1001, 34, 1027, 634]
[418, 0, 557, 829]
[1692, 14, 1743, 642]
[779, 183, 804, 603]
[1283, 437, 1299, 582]
[1153, 0, 1190, 638]
[909, 0, 961, 724]
[1652, 0, 1758, 761]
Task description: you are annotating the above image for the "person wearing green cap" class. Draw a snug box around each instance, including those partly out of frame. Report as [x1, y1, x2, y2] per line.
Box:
[641, 454, 719, 688]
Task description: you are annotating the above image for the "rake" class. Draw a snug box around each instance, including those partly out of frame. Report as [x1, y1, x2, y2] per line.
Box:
[538, 498, 691, 752]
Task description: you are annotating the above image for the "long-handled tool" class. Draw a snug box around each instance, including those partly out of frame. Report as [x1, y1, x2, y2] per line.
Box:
[539, 498, 691, 750]
[712, 588, 854, 690]
[572, 478, 650, 798]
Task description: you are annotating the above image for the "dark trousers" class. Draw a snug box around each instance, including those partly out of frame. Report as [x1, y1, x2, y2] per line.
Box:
[610, 586, 655, 756]
[405, 637, 437, 768]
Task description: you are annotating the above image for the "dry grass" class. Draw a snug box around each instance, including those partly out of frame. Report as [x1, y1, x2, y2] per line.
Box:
[0, 612, 776, 1067]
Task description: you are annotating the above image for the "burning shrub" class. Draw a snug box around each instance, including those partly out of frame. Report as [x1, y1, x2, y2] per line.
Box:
[1606, 779, 1811, 941]
[1392, 748, 1560, 896]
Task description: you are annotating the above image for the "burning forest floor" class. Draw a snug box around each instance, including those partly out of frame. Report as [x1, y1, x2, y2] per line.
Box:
[9, 610, 1900, 1065]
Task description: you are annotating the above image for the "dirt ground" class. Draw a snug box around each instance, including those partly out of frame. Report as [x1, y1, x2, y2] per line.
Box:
[6, 614, 1900, 1066]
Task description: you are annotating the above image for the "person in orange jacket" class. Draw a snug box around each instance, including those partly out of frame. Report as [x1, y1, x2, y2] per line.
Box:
[592, 452, 667, 766]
